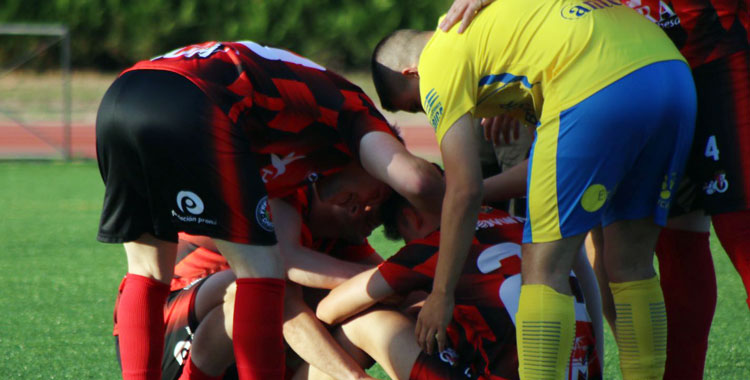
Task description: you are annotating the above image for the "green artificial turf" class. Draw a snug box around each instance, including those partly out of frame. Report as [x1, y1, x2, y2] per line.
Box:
[0, 161, 747, 379]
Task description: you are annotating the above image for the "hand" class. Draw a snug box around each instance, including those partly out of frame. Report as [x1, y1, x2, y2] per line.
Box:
[481, 115, 521, 146]
[439, 0, 494, 34]
[415, 291, 455, 355]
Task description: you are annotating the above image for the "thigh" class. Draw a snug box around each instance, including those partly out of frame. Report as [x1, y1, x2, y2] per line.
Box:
[690, 50, 750, 214]
[97, 70, 276, 246]
[525, 61, 696, 243]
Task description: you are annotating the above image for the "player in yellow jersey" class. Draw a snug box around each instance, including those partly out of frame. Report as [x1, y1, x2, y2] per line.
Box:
[371, 1, 696, 379]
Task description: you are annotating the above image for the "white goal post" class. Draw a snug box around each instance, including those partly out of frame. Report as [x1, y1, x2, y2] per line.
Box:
[0, 23, 72, 159]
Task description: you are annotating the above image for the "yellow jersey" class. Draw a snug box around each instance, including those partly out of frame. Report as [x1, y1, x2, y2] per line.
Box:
[419, 0, 686, 145]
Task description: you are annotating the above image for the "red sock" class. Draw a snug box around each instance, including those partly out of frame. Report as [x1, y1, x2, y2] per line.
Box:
[233, 278, 285, 380]
[178, 353, 223, 380]
[712, 209, 750, 310]
[656, 228, 716, 380]
[117, 273, 171, 380]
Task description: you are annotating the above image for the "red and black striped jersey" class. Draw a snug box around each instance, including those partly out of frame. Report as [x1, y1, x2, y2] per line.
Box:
[624, 0, 749, 67]
[123, 41, 396, 198]
[377, 208, 601, 380]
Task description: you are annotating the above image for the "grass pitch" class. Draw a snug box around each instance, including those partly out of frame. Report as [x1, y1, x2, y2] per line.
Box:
[0, 161, 748, 379]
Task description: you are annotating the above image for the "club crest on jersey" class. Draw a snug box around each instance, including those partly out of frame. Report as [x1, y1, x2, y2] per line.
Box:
[704, 172, 729, 195]
[561, 0, 623, 20]
[424, 88, 444, 131]
[255, 195, 274, 232]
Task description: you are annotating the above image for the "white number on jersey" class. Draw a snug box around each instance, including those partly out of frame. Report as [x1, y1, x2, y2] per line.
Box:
[238, 41, 326, 71]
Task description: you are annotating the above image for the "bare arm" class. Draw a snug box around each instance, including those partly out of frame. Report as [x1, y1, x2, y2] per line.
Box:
[416, 113, 484, 354]
[359, 131, 444, 216]
[573, 246, 604, 364]
[482, 159, 527, 204]
[270, 198, 371, 289]
[316, 268, 395, 325]
[283, 283, 374, 380]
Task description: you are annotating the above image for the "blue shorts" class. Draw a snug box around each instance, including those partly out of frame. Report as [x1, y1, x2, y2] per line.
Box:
[523, 60, 696, 243]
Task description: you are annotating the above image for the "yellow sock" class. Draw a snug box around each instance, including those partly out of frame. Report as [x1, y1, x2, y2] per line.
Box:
[516, 284, 575, 380]
[610, 276, 667, 380]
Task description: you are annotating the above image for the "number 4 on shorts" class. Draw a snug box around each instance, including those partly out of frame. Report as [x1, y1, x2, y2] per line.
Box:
[705, 135, 719, 161]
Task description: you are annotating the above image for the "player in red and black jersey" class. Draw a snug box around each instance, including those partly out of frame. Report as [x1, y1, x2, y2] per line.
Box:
[317, 194, 603, 380]
[97, 40, 443, 380]
[114, 184, 385, 380]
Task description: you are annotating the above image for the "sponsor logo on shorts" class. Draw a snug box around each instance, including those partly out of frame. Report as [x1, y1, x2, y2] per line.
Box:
[177, 191, 204, 215]
[581, 184, 608, 212]
[255, 195, 274, 232]
[704, 172, 729, 195]
[658, 172, 677, 209]
[172, 190, 218, 225]
[561, 0, 623, 20]
[424, 88, 444, 131]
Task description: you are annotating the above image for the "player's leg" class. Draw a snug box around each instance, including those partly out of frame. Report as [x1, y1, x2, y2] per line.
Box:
[600, 60, 696, 380]
[116, 236, 177, 380]
[179, 270, 238, 379]
[713, 209, 750, 309]
[516, 237, 582, 380]
[96, 70, 190, 380]
[656, 211, 715, 380]
[337, 308, 420, 380]
[694, 49, 750, 311]
[210, 240, 285, 380]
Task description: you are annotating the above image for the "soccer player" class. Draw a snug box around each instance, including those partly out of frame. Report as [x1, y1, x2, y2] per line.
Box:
[316, 193, 603, 380]
[370, 2, 696, 378]
[96, 40, 443, 380]
[618, 2, 750, 378]
[114, 184, 386, 380]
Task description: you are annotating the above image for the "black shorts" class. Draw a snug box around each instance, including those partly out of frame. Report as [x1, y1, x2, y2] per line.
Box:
[670, 49, 750, 216]
[96, 70, 276, 245]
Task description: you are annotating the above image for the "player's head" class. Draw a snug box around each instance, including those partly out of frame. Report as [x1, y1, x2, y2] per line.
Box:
[315, 161, 391, 220]
[381, 186, 440, 243]
[371, 29, 433, 113]
[308, 186, 382, 244]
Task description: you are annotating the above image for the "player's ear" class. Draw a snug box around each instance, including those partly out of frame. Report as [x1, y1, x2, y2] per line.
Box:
[401, 66, 419, 78]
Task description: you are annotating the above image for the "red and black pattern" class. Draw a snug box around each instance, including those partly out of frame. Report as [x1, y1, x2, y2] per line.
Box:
[123, 41, 395, 199]
[624, 0, 749, 68]
[378, 209, 601, 380]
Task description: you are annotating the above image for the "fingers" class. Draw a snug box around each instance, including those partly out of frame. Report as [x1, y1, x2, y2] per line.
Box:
[435, 328, 448, 353]
[438, 0, 467, 32]
[439, 0, 488, 33]
[458, 2, 483, 34]
[416, 310, 440, 355]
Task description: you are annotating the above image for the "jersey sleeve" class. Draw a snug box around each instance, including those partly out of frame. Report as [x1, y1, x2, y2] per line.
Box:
[377, 239, 440, 294]
[336, 86, 396, 160]
[419, 36, 477, 146]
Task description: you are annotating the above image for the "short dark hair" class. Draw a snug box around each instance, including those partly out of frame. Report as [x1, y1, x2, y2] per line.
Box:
[371, 31, 405, 112]
[380, 190, 410, 241]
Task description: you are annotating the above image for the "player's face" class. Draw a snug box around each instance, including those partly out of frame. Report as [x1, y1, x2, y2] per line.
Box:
[309, 195, 383, 243]
[318, 164, 392, 219]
